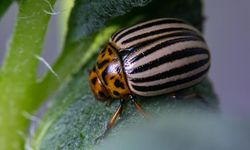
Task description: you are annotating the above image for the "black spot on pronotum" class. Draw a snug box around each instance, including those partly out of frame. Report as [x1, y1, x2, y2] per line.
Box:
[101, 53, 105, 58]
[108, 48, 113, 55]
[113, 91, 120, 96]
[91, 77, 97, 85]
[101, 67, 108, 85]
[110, 76, 115, 80]
[97, 59, 109, 69]
[114, 79, 125, 89]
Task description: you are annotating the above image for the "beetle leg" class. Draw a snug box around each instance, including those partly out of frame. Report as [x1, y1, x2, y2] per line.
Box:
[106, 99, 124, 129]
[95, 99, 124, 143]
[129, 95, 148, 118]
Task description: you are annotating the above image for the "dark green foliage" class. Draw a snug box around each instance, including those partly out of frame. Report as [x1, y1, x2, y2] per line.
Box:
[0, 0, 15, 20]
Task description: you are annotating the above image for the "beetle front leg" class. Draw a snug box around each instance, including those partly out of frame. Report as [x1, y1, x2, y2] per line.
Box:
[95, 99, 124, 142]
[106, 99, 124, 129]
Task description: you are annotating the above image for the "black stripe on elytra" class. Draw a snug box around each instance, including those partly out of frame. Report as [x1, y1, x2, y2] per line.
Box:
[131, 58, 209, 83]
[97, 59, 109, 69]
[111, 27, 127, 40]
[121, 27, 201, 45]
[114, 19, 185, 43]
[119, 30, 204, 60]
[129, 36, 203, 64]
[130, 47, 209, 74]
[132, 67, 209, 92]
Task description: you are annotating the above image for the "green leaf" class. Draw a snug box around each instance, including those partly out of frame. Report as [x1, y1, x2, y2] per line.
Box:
[0, 0, 15, 20]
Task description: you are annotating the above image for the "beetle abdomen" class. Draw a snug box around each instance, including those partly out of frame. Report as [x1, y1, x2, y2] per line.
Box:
[111, 18, 210, 96]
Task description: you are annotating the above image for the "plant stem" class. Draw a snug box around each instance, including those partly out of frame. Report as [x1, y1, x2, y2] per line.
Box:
[0, 0, 56, 149]
[58, 0, 74, 50]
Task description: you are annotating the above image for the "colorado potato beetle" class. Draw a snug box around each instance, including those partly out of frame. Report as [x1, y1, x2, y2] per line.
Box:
[88, 18, 210, 134]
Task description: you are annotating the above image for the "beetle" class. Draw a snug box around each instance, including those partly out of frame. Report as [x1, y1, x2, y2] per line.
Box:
[88, 18, 210, 135]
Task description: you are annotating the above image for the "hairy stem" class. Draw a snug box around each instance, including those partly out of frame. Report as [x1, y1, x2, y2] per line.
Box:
[0, 0, 56, 149]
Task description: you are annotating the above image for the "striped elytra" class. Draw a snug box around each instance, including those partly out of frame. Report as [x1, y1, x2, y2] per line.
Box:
[88, 18, 210, 101]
